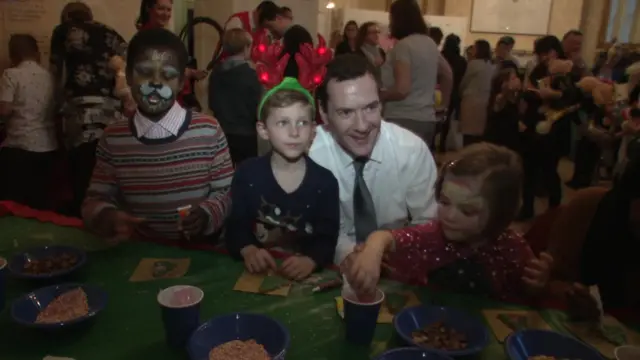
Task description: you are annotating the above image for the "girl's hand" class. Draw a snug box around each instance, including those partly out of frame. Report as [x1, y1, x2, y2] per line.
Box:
[522, 252, 554, 291]
[345, 231, 392, 295]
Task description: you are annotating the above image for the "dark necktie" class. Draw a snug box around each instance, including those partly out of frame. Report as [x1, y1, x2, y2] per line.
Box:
[353, 158, 377, 243]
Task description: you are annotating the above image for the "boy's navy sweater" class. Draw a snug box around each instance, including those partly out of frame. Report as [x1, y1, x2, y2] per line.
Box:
[225, 154, 340, 268]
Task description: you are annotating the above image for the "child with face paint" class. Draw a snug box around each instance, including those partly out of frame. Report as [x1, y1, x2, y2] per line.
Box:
[225, 78, 340, 280]
[344, 143, 554, 302]
[82, 28, 233, 243]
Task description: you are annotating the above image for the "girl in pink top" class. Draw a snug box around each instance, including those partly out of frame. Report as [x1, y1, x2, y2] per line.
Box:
[343, 143, 553, 302]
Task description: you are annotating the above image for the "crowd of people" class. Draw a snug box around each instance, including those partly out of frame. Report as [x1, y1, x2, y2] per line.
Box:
[0, 0, 638, 316]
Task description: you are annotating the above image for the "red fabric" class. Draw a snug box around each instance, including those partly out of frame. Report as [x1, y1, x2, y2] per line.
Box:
[387, 221, 535, 302]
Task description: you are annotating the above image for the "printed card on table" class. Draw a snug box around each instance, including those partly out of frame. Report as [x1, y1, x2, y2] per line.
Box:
[129, 258, 190, 282]
[565, 315, 640, 358]
[233, 270, 291, 297]
[483, 309, 552, 342]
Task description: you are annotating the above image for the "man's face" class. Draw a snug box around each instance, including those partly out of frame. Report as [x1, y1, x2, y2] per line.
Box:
[258, 102, 314, 161]
[438, 175, 489, 242]
[538, 49, 557, 65]
[263, 16, 288, 37]
[129, 48, 183, 116]
[321, 74, 382, 158]
[563, 34, 583, 57]
[495, 43, 510, 59]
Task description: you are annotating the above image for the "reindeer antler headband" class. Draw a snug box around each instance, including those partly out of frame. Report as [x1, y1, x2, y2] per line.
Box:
[251, 31, 332, 112]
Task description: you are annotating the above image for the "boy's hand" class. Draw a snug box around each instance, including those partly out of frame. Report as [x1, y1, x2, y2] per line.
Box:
[241, 245, 277, 274]
[98, 209, 144, 244]
[280, 255, 316, 280]
[522, 252, 554, 291]
[182, 206, 208, 236]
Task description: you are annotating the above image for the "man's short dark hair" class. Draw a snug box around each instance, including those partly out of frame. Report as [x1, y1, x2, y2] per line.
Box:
[498, 36, 515, 46]
[126, 28, 188, 76]
[257, 0, 277, 12]
[534, 35, 565, 58]
[562, 29, 583, 40]
[8, 34, 39, 62]
[316, 54, 377, 112]
[428, 27, 443, 45]
[258, 2, 283, 25]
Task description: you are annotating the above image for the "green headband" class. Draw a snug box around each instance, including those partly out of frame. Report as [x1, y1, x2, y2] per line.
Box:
[257, 77, 315, 120]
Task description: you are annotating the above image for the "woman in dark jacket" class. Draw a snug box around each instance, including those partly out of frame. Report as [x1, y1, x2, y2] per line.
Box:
[436, 34, 467, 152]
[335, 21, 358, 56]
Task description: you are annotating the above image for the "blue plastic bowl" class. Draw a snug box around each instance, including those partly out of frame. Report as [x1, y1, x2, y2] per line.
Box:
[505, 329, 606, 360]
[8, 245, 87, 279]
[188, 313, 290, 360]
[11, 283, 107, 329]
[375, 348, 454, 360]
[394, 305, 490, 357]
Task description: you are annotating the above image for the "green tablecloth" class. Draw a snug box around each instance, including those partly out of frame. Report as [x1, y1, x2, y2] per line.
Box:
[0, 217, 572, 360]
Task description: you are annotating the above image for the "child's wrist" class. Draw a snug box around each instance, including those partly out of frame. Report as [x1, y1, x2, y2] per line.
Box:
[240, 245, 258, 258]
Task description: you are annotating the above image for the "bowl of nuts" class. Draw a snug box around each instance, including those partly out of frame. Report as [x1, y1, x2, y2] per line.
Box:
[8, 245, 87, 280]
[393, 305, 490, 357]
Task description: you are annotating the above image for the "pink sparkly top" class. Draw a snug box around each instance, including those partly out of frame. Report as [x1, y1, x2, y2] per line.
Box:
[385, 221, 534, 301]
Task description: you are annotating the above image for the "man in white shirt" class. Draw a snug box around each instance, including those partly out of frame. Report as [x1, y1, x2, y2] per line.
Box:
[309, 55, 438, 265]
[0, 34, 57, 210]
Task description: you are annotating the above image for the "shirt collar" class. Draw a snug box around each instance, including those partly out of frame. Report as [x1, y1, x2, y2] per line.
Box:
[134, 102, 186, 137]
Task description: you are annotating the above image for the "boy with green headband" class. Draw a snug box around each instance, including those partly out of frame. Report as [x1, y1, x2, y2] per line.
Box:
[226, 78, 340, 280]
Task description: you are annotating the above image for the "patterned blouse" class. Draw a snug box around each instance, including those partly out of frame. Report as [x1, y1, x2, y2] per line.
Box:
[49, 20, 127, 146]
[385, 221, 534, 302]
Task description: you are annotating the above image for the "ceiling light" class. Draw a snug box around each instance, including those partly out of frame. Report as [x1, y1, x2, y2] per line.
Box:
[326, 2, 335, 9]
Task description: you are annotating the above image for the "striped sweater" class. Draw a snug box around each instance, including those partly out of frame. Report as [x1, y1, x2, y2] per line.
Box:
[82, 111, 234, 240]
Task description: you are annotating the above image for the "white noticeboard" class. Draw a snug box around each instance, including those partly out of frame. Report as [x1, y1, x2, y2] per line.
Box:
[470, 0, 552, 35]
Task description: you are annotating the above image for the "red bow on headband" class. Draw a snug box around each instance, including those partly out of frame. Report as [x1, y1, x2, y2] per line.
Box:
[251, 32, 332, 91]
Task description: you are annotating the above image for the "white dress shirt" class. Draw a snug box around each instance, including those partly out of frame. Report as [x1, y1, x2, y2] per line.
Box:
[0, 60, 57, 152]
[309, 120, 439, 264]
[133, 102, 187, 139]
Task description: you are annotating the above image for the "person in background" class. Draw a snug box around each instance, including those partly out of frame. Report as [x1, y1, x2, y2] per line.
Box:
[519, 35, 567, 220]
[310, 54, 438, 265]
[226, 78, 339, 280]
[436, 34, 467, 152]
[428, 27, 444, 47]
[258, 3, 313, 78]
[355, 21, 385, 82]
[562, 30, 587, 76]
[381, 0, 452, 143]
[465, 45, 474, 60]
[82, 28, 233, 243]
[459, 39, 494, 146]
[335, 21, 359, 56]
[135, 0, 172, 30]
[49, 1, 127, 216]
[281, 6, 293, 20]
[224, 0, 275, 33]
[549, 142, 640, 312]
[494, 36, 520, 68]
[344, 143, 553, 302]
[484, 68, 525, 153]
[209, 29, 263, 166]
[0, 34, 57, 210]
